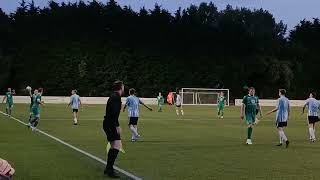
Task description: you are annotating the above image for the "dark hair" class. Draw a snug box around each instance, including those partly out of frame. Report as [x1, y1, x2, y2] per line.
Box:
[113, 80, 123, 91]
[311, 92, 317, 98]
[129, 88, 136, 95]
[74, 89, 77, 93]
[279, 89, 286, 95]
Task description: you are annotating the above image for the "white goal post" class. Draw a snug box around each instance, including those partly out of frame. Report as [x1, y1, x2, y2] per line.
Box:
[179, 88, 230, 106]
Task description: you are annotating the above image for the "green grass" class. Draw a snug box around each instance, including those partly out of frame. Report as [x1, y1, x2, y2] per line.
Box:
[0, 104, 319, 180]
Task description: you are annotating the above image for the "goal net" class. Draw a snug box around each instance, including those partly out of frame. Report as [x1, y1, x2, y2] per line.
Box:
[179, 88, 230, 106]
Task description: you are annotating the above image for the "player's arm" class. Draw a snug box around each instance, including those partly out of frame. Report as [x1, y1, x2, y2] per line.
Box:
[302, 103, 307, 114]
[140, 99, 152, 111]
[240, 103, 245, 120]
[37, 99, 44, 106]
[67, 96, 72, 107]
[2, 96, 6, 103]
[257, 103, 263, 117]
[122, 99, 128, 112]
[266, 107, 278, 115]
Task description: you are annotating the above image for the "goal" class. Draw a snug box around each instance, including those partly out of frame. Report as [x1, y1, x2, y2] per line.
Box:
[179, 88, 230, 106]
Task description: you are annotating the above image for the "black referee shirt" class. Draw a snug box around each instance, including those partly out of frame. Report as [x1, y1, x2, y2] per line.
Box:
[104, 92, 122, 128]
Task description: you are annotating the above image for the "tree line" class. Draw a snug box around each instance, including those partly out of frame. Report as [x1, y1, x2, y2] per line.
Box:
[0, 0, 319, 100]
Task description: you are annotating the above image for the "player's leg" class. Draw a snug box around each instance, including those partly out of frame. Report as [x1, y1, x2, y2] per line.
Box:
[128, 117, 138, 141]
[104, 127, 121, 178]
[180, 107, 184, 116]
[246, 114, 255, 144]
[176, 106, 180, 115]
[73, 110, 78, 125]
[220, 106, 224, 119]
[5, 104, 9, 115]
[7, 104, 12, 116]
[277, 125, 289, 147]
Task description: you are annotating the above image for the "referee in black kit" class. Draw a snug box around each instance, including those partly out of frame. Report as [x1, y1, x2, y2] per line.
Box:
[103, 81, 124, 178]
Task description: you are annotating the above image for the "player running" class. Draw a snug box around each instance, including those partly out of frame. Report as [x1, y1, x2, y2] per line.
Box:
[241, 87, 259, 145]
[27, 88, 44, 130]
[123, 88, 152, 142]
[175, 92, 184, 116]
[2, 88, 14, 116]
[217, 92, 226, 119]
[266, 89, 290, 148]
[68, 89, 81, 125]
[157, 92, 164, 112]
[302, 92, 320, 142]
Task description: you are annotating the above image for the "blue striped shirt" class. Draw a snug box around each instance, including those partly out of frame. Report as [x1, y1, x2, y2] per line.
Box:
[70, 94, 80, 109]
[276, 95, 290, 122]
[305, 98, 320, 116]
[126, 95, 144, 117]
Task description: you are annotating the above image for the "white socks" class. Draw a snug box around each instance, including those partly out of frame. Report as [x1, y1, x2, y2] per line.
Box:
[176, 109, 184, 116]
[279, 131, 288, 142]
[309, 128, 316, 140]
[129, 126, 138, 137]
[74, 118, 78, 124]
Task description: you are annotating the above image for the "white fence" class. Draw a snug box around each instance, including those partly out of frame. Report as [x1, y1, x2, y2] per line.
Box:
[0, 96, 158, 105]
[235, 99, 306, 107]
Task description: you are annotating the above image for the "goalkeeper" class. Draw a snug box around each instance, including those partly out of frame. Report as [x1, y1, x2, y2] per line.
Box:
[217, 92, 226, 119]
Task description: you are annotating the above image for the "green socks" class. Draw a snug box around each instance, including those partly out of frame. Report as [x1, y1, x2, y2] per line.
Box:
[247, 127, 253, 139]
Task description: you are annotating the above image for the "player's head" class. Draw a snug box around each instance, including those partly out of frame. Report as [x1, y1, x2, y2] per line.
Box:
[279, 89, 286, 96]
[72, 89, 77, 95]
[7, 88, 11, 92]
[34, 89, 39, 95]
[159, 92, 161, 96]
[248, 87, 255, 96]
[38, 88, 43, 94]
[113, 80, 124, 95]
[220, 91, 224, 96]
[310, 92, 316, 98]
[129, 88, 136, 95]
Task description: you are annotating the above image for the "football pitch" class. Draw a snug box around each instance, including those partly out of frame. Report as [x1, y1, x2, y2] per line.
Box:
[1, 104, 320, 180]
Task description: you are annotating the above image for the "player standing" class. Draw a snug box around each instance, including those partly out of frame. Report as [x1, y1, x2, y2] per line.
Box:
[240, 87, 259, 145]
[123, 88, 152, 142]
[302, 92, 320, 142]
[2, 88, 14, 116]
[266, 89, 290, 147]
[68, 90, 81, 125]
[175, 92, 184, 116]
[157, 92, 164, 112]
[103, 81, 124, 178]
[217, 92, 226, 119]
[28, 89, 44, 130]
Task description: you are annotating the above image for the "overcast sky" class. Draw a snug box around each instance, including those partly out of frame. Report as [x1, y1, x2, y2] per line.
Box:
[0, 0, 319, 30]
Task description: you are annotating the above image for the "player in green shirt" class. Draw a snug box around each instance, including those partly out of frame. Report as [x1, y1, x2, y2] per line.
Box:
[2, 88, 14, 116]
[217, 92, 226, 119]
[157, 92, 164, 112]
[27, 88, 44, 130]
[241, 87, 259, 145]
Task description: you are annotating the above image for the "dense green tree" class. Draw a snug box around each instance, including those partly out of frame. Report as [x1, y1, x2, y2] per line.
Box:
[0, 1, 319, 100]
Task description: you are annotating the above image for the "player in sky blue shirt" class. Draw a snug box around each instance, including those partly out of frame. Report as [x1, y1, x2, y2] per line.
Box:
[302, 92, 320, 142]
[123, 88, 152, 142]
[68, 89, 81, 125]
[266, 89, 290, 148]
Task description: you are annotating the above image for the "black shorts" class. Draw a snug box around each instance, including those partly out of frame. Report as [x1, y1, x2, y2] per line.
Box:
[176, 105, 181, 108]
[129, 117, 139, 125]
[276, 122, 288, 128]
[103, 121, 121, 142]
[72, 109, 78, 113]
[308, 116, 320, 124]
